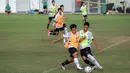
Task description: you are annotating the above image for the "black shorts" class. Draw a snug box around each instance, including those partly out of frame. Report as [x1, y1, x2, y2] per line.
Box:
[54, 27, 64, 33]
[48, 16, 55, 21]
[80, 47, 93, 58]
[43, 6, 47, 9]
[83, 15, 87, 18]
[68, 47, 78, 58]
[5, 10, 11, 13]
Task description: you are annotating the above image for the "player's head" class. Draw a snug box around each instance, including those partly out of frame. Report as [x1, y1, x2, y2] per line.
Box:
[52, 0, 55, 5]
[70, 24, 77, 34]
[60, 5, 64, 11]
[84, 22, 90, 32]
[82, 2, 85, 6]
[58, 8, 62, 14]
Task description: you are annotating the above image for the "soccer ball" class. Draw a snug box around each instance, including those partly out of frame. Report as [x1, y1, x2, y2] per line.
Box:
[84, 66, 92, 73]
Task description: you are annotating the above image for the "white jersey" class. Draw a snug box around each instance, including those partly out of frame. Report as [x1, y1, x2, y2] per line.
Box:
[80, 5, 88, 15]
[49, 4, 57, 17]
[79, 30, 94, 50]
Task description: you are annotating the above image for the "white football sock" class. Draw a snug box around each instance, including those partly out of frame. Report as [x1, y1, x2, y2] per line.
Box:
[74, 58, 80, 68]
[87, 54, 102, 69]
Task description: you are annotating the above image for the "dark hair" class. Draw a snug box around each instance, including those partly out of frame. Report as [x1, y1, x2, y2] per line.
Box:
[70, 24, 77, 30]
[60, 5, 64, 7]
[84, 22, 90, 27]
[58, 8, 62, 11]
[52, 0, 55, 3]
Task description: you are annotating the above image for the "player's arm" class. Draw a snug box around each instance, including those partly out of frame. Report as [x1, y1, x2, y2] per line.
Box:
[84, 3, 88, 12]
[54, 20, 61, 24]
[92, 39, 102, 51]
[79, 36, 86, 43]
[80, 7, 82, 11]
[52, 36, 64, 43]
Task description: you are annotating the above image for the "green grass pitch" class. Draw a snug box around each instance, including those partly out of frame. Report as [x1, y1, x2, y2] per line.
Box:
[0, 14, 130, 73]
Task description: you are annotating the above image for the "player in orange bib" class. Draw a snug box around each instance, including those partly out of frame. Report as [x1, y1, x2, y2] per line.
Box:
[60, 24, 83, 70]
[48, 8, 66, 36]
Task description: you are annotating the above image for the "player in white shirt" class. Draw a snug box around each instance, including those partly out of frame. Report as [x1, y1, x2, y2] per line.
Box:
[80, 2, 88, 22]
[47, 0, 57, 30]
[79, 22, 103, 70]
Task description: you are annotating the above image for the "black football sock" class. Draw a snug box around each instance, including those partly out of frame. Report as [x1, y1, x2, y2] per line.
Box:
[62, 60, 71, 66]
[84, 60, 95, 66]
[50, 31, 56, 35]
[47, 24, 49, 29]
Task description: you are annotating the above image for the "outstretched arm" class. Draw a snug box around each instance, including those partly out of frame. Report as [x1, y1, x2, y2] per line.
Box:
[52, 37, 64, 43]
[92, 39, 102, 51]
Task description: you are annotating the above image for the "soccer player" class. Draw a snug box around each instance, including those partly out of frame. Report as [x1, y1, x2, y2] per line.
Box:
[48, 8, 65, 36]
[5, 4, 11, 14]
[42, 0, 48, 14]
[47, 0, 57, 30]
[51, 4, 65, 30]
[79, 22, 103, 70]
[80, 2, 88, 22]
[60, 24, 83, 70]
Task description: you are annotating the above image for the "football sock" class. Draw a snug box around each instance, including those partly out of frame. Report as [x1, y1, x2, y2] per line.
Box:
[84, 60, 95, 66]
[87, 54, 101, 68]
[74, 58, 80, 68]
[47, 24, 49, 29]
[50, 31, 56, 35]
[62, 60, 71, 66]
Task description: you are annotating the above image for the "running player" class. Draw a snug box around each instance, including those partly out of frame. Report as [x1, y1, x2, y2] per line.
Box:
[42, 0, 48, 14]
[80, 2, 88, 22]
[51, 5, 66, 31]
[47, 0, 57, 30]
[79, 22, 103, 70]
[48, 8, 65, 36]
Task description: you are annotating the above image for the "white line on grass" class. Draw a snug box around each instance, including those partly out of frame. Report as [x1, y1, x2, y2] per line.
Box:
[43, 39, 128, 73]
[95, 40, 128, 53]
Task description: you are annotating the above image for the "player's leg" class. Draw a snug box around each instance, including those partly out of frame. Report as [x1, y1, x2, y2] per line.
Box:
[83, 15, 87, 22]
[80, 49, 95, 66]
[44, 6, 47, 14]
[60, 57, 74, 70]
[47, 17, 52, 29]
[51, 22, 55, 30]
[5, 10, 8, 14]
[86, 47, 103, 69]
[48, 28, 59, 36]
[69, 47, 83, 70]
